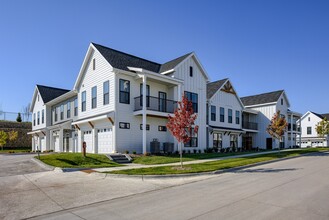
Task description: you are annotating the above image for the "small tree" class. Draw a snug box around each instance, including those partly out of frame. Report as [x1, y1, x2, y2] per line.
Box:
[267, 110, 287, 152]
[0, 131, 8, 151]
[316, 118, 329, 146]
[8, 131, 18, 145]
[167, 95, 199, 168]
[16, 113, 22, 122]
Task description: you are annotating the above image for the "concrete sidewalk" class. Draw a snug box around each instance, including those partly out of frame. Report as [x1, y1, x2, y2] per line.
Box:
[93, 149, 295, 172]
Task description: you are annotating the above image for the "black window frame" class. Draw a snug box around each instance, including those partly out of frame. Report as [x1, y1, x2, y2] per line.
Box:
[189, 66, 193, 77]
[220, 107, 225, 122]
[211, 105, 216, 121]
[184, 130, 198, 148]
[119, 122, 130, 129]
[33, 113, 36, 126]
[42, 109, 44, 124]
[307, 127, 312, 135]
[103, 81, 109, 105]
[213, 133, 223, 149]
[158, 126, 167, 132]
[281, 98, 283, 105]
[60, 105, 64, 120]
[93, 58, 96, 70]
[81, 91, 86, 112]
[54, 108, 58, 122]
[184, 91, 198, 113]
[91, 86, 97, 109]
[67, 102, 71, 118]
[37, 111, 40, 125]
[140, 124, 150, 130]
[228, 109, 233, 123]
[235, 110, 240, 124]
[119, 79, 130, 104]
[74, 98, 78, 116]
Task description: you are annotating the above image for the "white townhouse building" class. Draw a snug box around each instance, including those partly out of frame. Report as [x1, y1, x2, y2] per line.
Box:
[29, 43, 209, 154]
[297, 111, 329, 148]
[206, 78, 245, 151]
[240, 90, 301, 150]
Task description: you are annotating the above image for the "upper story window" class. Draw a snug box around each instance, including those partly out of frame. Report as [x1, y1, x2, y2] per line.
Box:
[74, 98, 78, 116]
[184, 91, 198, 113]
[211, 106, 216, 121]
[236, 110, 240, 124]
[37, 95, 40, 102]
[54, 108, 58, 122]
[308, 117, 310, 121]
[91, 86, 97, 109]
[307, 127, 312, 135]
[189, 66, 193, 77]
[228, 109, 233, 123]
[220, 107, 225, 122]
[281, 98, 283, 105]
[81, 91, 86, 112]
[42, 109, 44, 124]
[60, 105, 64, 120]
[33, 113, 36, 126]
[92, 58, 96, 70]
[37, 111, 40, 125]
[119, 79, 130, 104]
[67, 102, 71, 118]
[103, 81, 109, 105]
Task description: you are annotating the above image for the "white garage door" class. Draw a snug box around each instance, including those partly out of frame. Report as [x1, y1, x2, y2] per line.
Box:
[83, 131, 93, 153]
[40, 137, 46, 152]
[97, 128, 113, 153]
[54, 136, 60, 152]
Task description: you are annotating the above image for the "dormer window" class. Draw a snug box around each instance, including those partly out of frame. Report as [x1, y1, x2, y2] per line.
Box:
[189, 66, 193, 77]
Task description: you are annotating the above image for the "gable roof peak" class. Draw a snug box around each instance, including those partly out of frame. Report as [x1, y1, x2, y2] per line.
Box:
[36, 84, 70, 103]
[241, 90, 285, 106]
[206, 78, 229, 99]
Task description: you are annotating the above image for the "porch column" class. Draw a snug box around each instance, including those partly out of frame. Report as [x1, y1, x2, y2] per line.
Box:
[177, 84, 182, 101]
[142, 75, 147, 154]
[290, 114, 293, 147]
[59, 129, 63, 152]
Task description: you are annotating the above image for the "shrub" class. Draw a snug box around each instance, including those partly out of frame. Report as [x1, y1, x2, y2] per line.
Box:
[187, 150, 191, 154]
[124, 150, 129, 154]
[144, 152, 151, 156]
[198, 149, 202, 153]
[132, 150, 136, 154]
[175, 150, 179, 155]
[193, 149, 197, 154]
[204, 149, 207, 153]
[182, 150, 186, 154]
[213, 148, 219, 153]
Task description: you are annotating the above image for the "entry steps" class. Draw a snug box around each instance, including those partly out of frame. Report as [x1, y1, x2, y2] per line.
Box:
[106, 154, 132, 164]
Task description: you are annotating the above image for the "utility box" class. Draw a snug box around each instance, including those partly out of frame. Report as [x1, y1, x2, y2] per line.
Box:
[163, 142, 174, 154]
[150, 139, 160, 154]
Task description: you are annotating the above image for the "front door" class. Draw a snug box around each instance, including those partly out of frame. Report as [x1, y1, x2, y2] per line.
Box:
[266, 138, 273, 150]
[159, 92, 167, 112]
[243, 136, 252, 151]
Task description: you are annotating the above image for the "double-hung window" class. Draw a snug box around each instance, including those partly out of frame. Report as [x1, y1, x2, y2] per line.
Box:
[220, 107, 225, 122]
[184, 91, 198, 113]
[41, 109, 44, 124]
[33, 113, 36, 126]
[60, 105, 64, 120]
[91, 86, 97, 109]
[103, 81, 109, 105]
[119, 79, 130, 104]
[81, 91, 86, 112]
[37, 111, 40, 125]
[236, 110, 240, 124]
[67, 102, 71, 118]
[74, 98, 78, 116]
[228, 109, 232, 123]
[211, 106, 216, 121]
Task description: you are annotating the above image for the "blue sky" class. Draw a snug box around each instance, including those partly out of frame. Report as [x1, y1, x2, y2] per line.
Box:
[0, 0, 328, 115]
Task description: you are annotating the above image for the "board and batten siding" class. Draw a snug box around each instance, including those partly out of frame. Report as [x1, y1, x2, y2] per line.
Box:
[173, 56, 208, 149]
[76, 49, 115, 120]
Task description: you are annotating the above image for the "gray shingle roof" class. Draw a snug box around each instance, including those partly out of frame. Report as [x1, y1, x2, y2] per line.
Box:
[311, 112, 329, 120]
[206, 78, 228, 99]
[241, 90, 284, 106]
[92, 43, 192, 74]
[37, 85, 70, 103]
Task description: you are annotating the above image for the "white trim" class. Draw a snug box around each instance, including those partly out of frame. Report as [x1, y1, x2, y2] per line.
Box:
[72, 112, 115, 125]
[244, 102, 278, 108]
[160, 69, 175, 75]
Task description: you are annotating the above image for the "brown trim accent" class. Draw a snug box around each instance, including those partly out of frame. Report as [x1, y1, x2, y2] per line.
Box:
[108, 117, 114, 125]
[88, 121, 94, 129]
[74, 124, 80, 130]
[41, 131, 46, 136]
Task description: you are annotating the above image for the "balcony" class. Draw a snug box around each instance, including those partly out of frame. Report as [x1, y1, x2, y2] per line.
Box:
[242, 121, 258, 130]
[134, 96, 177, 114]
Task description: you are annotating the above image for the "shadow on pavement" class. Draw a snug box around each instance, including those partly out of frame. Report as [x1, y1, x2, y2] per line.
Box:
[234, 168, 299, 173]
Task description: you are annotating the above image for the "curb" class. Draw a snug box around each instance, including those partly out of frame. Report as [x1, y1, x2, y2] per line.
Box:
[31, 157, 55, 171]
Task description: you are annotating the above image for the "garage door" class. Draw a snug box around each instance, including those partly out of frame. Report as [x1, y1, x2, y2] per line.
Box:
[83, 131, 93, 153]
[97, 128, 113, 153]
[54, 136, 60, 152]
[40, 137, 46, 152]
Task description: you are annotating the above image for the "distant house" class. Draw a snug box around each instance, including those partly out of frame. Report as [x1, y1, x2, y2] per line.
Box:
[297, 111, 329, 148]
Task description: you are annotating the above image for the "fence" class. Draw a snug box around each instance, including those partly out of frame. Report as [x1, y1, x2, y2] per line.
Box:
[0, 111, 32, 122]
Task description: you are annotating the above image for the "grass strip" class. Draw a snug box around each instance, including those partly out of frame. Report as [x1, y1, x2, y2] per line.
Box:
[37, 153, 122, 168]
[109, 148, 328, 175]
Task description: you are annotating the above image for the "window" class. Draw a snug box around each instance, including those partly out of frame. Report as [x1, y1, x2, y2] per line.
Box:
[220, 107, 225, 122]
[54, 108, 58, 122]
[184, 91, 198, 113]
[67, 102, 71, 118]
[119, 79, 130, 104]
[91, 86, 97, 109]
[74, 98, 78, 116]
[281, 98, 283, 105]
[184, 130, 198, 147]
[158, 126, 167, 132]
[228, 109, 232, 123]
[60, 105, 64, 120]
[103, 81, 109, 105]
[140, 124, 150, 130]
[37, 95, 39, 101]
[189, 66, 193, 77]
[230, 134, 238, 149]
[93, 58, 96, 70]
[42, 109, 44, 124]
[213, 133, 222, 149]
[307, 127, 312, 135]
[211, 105, 216, 121]
[308, 117, 310, 121]
[81, 91, 86, 112]
[37, 111, 40, 125]
[33, 113, 36, 126]
[119, 122, 130, 129]
[140, 84, 150, 107]
[236, 110, 240, 124]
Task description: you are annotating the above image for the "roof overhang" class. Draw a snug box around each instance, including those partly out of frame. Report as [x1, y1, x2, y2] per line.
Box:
[243, 109, 259, 114]
[209, 126, 246, 134]
[72, 111, 115, 126]
[46, 90, 77, 106]
[27, 129, 46, 136]
[287, 110, 302, 117]
[244, 102, 277, 108]
[48, 120, 73, 130]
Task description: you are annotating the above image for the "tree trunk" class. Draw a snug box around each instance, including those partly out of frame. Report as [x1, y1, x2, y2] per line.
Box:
[180, 143, 183, 168]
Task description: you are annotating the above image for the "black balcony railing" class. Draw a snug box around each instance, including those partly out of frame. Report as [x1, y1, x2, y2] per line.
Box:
[242, 121, 258, 130]
[134, 96, 177, 113]
[288, 123, 298, 131]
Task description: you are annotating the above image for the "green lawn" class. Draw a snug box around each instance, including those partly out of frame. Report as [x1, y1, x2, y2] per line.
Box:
[0, 147, 31, 154]
[110, 148, 328, 175]
[132, 150, 271, 165]
[37, 153, 122, 168]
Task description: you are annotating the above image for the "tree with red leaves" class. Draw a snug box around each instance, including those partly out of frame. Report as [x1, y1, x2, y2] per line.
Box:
[167, 95, 199, 168]
[267, 110, 287, 152]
